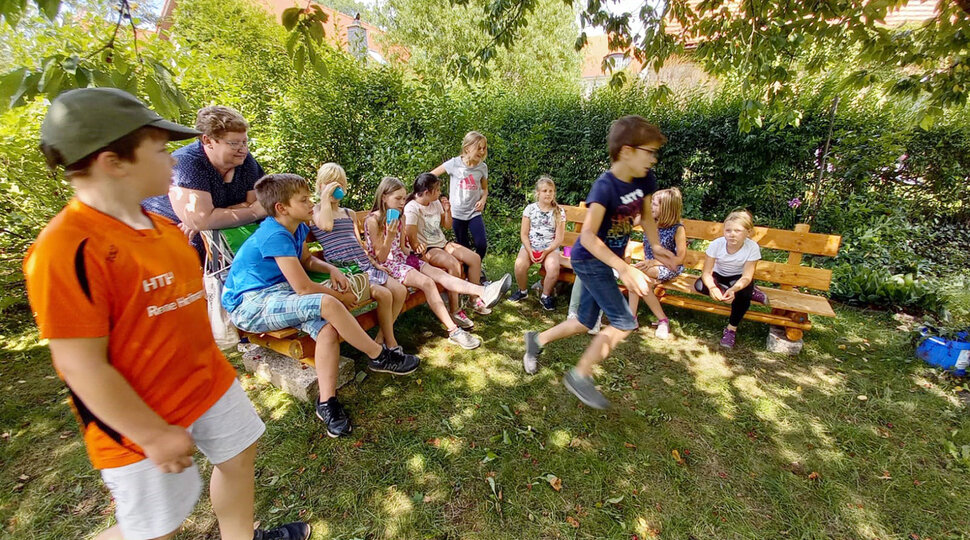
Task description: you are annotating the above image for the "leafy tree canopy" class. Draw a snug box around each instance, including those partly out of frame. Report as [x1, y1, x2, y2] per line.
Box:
[462, 0, 970, 130]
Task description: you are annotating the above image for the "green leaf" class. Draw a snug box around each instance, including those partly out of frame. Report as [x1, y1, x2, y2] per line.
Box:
[1, 0, 28, 28]
[145, 76, 178, 119]
[37, 0, 60, 20]
[0, 67, 28, 111]
[281, 7, 301, 31]
[293, 45, 306, 77]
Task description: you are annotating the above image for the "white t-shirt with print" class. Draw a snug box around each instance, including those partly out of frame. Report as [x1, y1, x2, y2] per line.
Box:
[404, 199, 448, 249]
[443, 156, 488, 220]
[522, 202, 565, 251]
[706, 237, 761, 276]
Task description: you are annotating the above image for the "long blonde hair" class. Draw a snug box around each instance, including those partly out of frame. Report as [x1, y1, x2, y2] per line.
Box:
[370, 176, 406, 235]
[315, 162, 346, 199]
[653, 187, 683, 228]
[461, 131, 487, 159]
[724, 209, 755, 233]
[535, 175, 561, 223]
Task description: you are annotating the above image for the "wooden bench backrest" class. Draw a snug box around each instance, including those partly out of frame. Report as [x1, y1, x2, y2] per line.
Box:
[559, 204, 842, 291]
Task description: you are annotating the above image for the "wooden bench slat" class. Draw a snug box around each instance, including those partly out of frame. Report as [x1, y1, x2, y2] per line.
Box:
[660, 275, 837, 317]
[681, 220, 842, 257]
[658, 295, 813, 330]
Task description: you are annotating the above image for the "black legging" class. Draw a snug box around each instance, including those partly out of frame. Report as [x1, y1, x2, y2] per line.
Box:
[453, 214, 488, 261]
[694, 272, 754, 327]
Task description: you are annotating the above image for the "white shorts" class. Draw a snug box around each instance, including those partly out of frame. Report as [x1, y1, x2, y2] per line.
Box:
[99, 379, 265, 540]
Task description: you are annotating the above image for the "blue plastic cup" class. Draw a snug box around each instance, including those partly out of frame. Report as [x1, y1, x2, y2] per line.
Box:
[332, 186, 345, 200]
[386, 208, 400, 223]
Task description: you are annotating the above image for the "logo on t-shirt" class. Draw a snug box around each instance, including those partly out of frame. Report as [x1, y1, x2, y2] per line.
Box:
[459, 174, 477, 190]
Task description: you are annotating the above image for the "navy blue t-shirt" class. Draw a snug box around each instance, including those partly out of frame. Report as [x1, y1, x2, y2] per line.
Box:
[570, 170, 658, 262]
[142, 140, 265, 257]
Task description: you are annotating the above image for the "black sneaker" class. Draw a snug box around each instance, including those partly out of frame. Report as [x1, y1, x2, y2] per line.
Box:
[509, 289, 528, 302]
[253, 521, 311, 540]
[315, 397, 352, 437]
[563, 368, 610, 409]
[369, 345, 420, 375]
[540, 294, 555, 311]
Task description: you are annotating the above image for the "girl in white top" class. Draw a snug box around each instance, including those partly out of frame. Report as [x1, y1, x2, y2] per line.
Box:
[693, 209, 764, 348]
[510, 176, 565, 310]
[404, 173, 491, 330]
[429, 131, 490, 269]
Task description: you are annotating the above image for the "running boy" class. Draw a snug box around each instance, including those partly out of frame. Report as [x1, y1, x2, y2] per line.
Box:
[522, 116, 670, 408]
[25, 88, 309, 540]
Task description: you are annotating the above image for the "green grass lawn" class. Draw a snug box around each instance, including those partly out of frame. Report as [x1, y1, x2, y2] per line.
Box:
[3, 255, 970, 539]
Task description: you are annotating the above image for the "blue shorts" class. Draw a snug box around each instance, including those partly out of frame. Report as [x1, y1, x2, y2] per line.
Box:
[572, 257, 638, 331]
[228, 282, 328, 338]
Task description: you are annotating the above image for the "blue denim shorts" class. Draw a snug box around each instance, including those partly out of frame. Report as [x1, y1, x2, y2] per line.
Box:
[228, 282, 328, 338]
[572, 257, 637, 331]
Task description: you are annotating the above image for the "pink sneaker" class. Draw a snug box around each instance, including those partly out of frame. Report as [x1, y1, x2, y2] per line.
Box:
[655, 318, 671, 340]
[453, 310, 474, 329]
[472, 297, 492, 315]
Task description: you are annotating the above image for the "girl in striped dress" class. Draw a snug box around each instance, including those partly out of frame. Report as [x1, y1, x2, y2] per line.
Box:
[311, 163, 407, 351]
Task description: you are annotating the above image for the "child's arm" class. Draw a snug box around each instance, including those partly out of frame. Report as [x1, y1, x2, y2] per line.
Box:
[700, 255, 725, 302]
[430, 163, 447, 176]
[640, 194, 672, 261]
[405, 224, 426, 256]
[657, 226, 688, 269]
[276, 255, 357, 305]
[312, 183, 342, 232]
[520, 215, 534, 259]
[364, 216, 396, 263]
[722, 260, 757, 302]
[473, 176, 488, 213]
[439, 197, 453, 229]
[580, 203, 650, 297]
[48, 337, 195, 473]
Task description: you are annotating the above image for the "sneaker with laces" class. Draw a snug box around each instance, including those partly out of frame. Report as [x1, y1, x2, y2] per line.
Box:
[253, 522, 311, 540]
[751, 286, 769, 305]
[472, 297, 492, 315]
[509, 289, 528, 302]
[315, 397, 352, 437]
[448, 327, 481, 349]
[522, 331, 542, 374]
[482, 273, 513, 308]
[562, 368, 610, 409]
[655, 318, 671, 340]
[368, 345, 420, 375]
[539, 294, 555, 311]
[452, 310, 474, 329]
[720, 327, 737, 348]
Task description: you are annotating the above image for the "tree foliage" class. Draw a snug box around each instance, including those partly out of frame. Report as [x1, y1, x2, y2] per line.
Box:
[376, 0, 582, 90]
[470, 0, 970, 130]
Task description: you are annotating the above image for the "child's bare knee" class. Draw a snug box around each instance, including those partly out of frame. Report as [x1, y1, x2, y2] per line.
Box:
[373, 285, 391, 302]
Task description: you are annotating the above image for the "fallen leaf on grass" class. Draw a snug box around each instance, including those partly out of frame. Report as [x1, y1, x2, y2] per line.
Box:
[671, 449, 685, 465]
[545, 474, 562, 491]
[565, 516, 580, 528]
[808, 471, 820, 481]
[878, 470, 892, 480]
[624, 442, 637, 449]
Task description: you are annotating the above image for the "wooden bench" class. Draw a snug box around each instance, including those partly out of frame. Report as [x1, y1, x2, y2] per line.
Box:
[239, 210, 435, 365]
[549, 204, 842, 341]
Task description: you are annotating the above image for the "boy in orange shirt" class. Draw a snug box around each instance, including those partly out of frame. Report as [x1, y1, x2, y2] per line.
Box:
[24, 88, 309, 540]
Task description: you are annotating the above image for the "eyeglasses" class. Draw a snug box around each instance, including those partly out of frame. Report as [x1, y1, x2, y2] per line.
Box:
[218, 138, 250, 149]
[634, 146, 658, 156]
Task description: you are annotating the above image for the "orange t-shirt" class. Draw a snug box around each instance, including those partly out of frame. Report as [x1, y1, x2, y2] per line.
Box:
[23, 199, 237, 469]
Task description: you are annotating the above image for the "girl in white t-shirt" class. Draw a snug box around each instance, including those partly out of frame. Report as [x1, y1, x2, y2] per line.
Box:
[510, 176, 565, 310]
[694, 210, 768, 348]
[404, 173, 490, 330]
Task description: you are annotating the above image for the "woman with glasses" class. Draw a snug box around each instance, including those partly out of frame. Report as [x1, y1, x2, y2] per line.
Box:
[143, 105, 266, 259]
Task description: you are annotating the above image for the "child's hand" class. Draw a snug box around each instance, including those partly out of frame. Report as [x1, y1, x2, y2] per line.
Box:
[321, 181, 340, 200]
[721, 288, 736, 302]
[329, 270, 350, 292]
[619, 265, 651, 297]
[143, 424, 195, 474]
[707, 283, 725, 302]
[440, 196, 451, 214]
[337, 290, 358, 307]
[473, 195, 487, 213]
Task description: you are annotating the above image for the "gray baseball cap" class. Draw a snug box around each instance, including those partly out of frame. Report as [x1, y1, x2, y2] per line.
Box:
[40, 87, 200, 167]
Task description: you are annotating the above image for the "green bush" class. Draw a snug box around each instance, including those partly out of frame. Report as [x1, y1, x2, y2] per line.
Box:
[831, 265, 946, 314]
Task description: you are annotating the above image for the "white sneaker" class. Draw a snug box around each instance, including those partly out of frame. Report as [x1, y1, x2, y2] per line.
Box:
[452, 310, 474, 329]
[472, 297, 492, 315]
[448, 328, 481, 349]
[655, 319, 671, 340]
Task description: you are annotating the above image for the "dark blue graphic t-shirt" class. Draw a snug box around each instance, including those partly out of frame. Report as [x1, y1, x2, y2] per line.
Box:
[570, 170, 658, 262]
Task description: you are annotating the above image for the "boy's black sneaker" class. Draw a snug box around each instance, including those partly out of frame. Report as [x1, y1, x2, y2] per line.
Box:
[253, 521, 311, 540]
[369, 345, 420, 375]
[509, 289, 528, 302]
[540, 294, 555, 311]
[315, 397, 352, 437]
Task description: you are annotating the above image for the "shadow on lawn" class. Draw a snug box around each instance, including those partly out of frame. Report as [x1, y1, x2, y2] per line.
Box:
[4, 279, 969, 539]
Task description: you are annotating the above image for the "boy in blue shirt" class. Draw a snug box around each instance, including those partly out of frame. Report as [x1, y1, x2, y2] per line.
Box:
[523, 116, 670, 409]
[223, 174, 420, 437]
